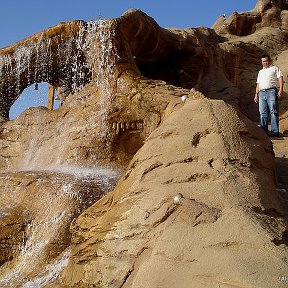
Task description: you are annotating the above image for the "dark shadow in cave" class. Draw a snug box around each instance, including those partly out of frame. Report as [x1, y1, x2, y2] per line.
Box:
[134, 50, 207, 90]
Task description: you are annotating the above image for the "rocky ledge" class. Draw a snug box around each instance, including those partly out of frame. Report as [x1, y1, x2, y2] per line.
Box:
[0, 0, 287, 287]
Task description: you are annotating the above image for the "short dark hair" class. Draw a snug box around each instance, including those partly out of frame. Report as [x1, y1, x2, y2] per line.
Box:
[261, 54, 271, 60]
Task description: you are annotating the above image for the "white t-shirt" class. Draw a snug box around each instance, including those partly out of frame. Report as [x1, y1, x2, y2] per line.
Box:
[256, 65, 283, 90]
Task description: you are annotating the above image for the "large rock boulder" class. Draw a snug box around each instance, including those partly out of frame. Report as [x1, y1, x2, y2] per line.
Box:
[56, 95, 288, 288]
[0, 0, 287, 287]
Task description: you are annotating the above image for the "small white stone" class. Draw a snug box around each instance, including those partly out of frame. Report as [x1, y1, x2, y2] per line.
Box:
[181, 95, 187, 102]
[173, 193, 184, 204]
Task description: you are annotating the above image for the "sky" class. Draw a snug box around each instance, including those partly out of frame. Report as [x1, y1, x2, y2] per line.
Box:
[0, 0, 257, 119]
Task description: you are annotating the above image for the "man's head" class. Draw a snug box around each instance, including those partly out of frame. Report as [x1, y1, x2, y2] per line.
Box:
[261, 54, 271, 68]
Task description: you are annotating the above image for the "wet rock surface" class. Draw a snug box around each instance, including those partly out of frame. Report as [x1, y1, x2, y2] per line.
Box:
[0, 0, 288, 287]
[0, 168, 120, 287]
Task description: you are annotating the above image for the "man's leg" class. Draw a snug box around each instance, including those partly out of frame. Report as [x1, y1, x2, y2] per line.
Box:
[258, 91, 269, 134]
[267, 89, 279, 136]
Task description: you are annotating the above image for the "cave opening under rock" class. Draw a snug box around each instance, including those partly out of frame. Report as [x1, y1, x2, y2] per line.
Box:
[134, 50, 206, 90]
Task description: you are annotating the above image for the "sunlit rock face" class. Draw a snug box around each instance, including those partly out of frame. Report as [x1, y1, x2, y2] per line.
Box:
[60, 97, 287, 288]
[0, 0, 287, 287]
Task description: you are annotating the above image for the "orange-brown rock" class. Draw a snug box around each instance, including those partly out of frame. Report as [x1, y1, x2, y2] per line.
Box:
[0, 0, 287, 287]
[58, 96, 288, 288]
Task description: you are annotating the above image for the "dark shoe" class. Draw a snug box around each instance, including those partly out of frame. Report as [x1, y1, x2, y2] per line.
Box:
[269, 132, 281, 138]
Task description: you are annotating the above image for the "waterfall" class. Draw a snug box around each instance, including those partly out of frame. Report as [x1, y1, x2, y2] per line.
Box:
[0, 18, 121, 287]
[78, 19, 118, 143]
[1, 18, 118, 116]
[0, 167, 120, 287]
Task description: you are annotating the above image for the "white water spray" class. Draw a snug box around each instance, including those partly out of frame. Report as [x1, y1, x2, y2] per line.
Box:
[0, 18, 120, 287]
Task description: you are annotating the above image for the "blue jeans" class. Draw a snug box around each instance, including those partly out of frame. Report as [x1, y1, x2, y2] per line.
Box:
[258, 88, 279, 136]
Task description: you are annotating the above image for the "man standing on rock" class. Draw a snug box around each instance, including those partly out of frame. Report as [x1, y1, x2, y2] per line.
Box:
[254, 54, 283, 137]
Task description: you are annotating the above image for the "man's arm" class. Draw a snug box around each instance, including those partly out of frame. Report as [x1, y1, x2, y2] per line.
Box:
[278, 76, 284, 99]
[254, 83, 259, 103]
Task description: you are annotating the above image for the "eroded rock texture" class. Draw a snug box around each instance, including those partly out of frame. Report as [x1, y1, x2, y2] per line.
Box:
[60, 97, 286, 288]
[0, 0, 287, 287]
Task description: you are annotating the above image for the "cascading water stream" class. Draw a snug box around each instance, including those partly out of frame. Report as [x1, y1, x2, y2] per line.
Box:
[79, 19, 118, 148]
[0, 167, 120, 287]
[0, 18, 121, 287]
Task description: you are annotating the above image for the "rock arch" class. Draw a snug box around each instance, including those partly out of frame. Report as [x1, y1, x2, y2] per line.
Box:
[0, 0, 288, 125]
[0, 11, 212, 123]
[0, 20, 90, 121]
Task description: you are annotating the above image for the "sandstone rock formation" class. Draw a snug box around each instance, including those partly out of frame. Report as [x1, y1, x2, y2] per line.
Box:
[0, 0, 287, 287]
[59, 97, 288, 288]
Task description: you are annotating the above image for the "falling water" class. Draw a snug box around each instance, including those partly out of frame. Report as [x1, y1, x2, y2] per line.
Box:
[0, 17, 121, 287]
[0, 167, 120, 287]
[78, 19, 118, 142]
[21, 249, 71, 288]
[1, 17, 118, 117]
[0, 34, 53, 98]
